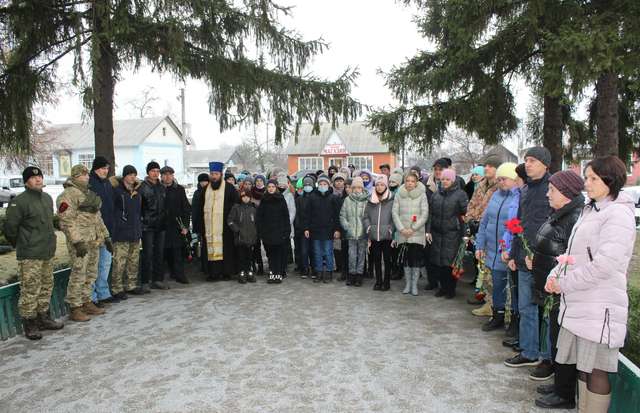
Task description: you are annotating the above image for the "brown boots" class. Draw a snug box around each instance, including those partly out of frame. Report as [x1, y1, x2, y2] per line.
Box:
[83, 301, 105, 315]
[69, 306, 91, 322]
[22, 318, 42, 340]
[38, 312, 64, 330]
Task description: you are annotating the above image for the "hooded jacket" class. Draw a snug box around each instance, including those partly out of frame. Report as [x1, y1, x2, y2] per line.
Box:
[363, 189, 394, 241]
[303, 188, 341, 240]
[392, 182, 429, 246]
[475, 188, 518, 271]
[554, 193, 636, 348]
[256, 191, 290, 245]
[110, 176, 143, 243]
[339, 190, 369, 240]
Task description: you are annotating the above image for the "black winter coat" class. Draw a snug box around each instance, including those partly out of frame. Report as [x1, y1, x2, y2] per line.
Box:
[531, 194, 584, 305]
[191, 184, 207, 234]
[257, 192, 290, 245]
[428, 184, 469, 267]
[163, 181, 191, 248]
[89, 171, 115, 235]
[294, 192, 311, 235]
[511, 173, 552, 270]
[111, 177, 143, 242]
[303, 189, 340, 240]
[139, 177, 166, 231]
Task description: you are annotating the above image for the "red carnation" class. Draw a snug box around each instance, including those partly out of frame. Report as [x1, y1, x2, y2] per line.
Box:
[412, 215, 417, 222]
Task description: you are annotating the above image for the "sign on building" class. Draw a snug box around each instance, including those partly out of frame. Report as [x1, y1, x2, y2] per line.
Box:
[320, 132, 349, 156]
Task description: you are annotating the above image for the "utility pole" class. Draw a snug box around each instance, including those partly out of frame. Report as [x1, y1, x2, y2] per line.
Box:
[179, 87, 188, 180]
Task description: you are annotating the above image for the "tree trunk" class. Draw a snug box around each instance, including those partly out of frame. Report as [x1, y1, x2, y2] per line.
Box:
[543, 95, 563, 173]
[594, 70, 619, 157]
[91, 0, 115, 175]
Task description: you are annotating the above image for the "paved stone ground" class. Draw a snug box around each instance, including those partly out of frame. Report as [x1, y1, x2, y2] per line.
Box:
[0, 266, 572, 413]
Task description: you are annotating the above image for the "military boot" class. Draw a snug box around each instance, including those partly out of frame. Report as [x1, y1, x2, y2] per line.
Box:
[472, 302, 493, 317]
[38, 312, 64, 330]
[69, 307, 91, 322]
[83, 301, 106, 316]
[23, 318, 42, 340]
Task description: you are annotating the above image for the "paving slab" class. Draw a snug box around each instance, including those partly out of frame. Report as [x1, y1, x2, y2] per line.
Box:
[0, 270, 571, 413]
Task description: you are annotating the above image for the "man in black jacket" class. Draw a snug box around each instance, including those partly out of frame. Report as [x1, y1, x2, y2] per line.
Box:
[88, 156, 116, 304]
[161, 166, 191, 284]
[138, 161, 166, 292]
[505, 147, 553, 375]
[191, 173, 210, 274]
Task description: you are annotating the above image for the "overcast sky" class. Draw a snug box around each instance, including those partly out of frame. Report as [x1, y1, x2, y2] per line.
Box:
[41, 0, 530, 152]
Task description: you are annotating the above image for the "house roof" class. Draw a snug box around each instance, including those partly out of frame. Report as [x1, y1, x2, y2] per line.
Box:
[47, 116, 182, 150]
[184, 147, 238, 167]
[479, 144, 518, 164]
[284, 121, 391, 155]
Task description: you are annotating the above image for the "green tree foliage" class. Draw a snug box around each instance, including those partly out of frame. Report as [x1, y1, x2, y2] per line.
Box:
[0, 0, 362, 161]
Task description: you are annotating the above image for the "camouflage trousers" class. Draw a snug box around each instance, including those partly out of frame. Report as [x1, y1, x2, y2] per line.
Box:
[111, 241, 140, 294]
[17, 259, 54, 319]
[65, 242, 100, 308]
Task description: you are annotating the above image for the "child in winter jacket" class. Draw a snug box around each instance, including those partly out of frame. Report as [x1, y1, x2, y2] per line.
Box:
[363, 175, 395, 291]
[339, 177, 369, 286]
[228, 189, 258, 283]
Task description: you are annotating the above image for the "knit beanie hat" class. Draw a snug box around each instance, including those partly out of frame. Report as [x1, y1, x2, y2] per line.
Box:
[483, 154, 502, 168]
[22, 166, 43, 183]
[339, 167, 351, 177]
[549, 170, 584, 199]
[197, 173, 209, 183]
[375, 174, 389, 188]
[389, 172, 403, 186]
[71, 164, 89, 178]
[516, 163, 527, 181]
[244, 175, 254, 185]
[146, 161, 161, 173]
[332, 172, 346, 183]
[303, 176, 316, 187]
[91, 156, 109, 171]
[267, 178, 278, 187]
[276, 173, 289, 187]
[255, 174, 266, 184]
[525, 147, 552, 167]
[441, 168, 457, 181]
[239, 188, 252, 198]
[471, 165, 485, 177]
[496, 162, 518, 180]
[433, 158, 449, 169]
[122, 165, 137, 177]
[351, 177, 364, 188]
[317, 175, 331, 186]
[392, 167, 404, 175]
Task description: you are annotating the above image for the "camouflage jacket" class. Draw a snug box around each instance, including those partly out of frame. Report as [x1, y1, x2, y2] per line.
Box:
[56, 179, 109, 246]
[464, 178, 498, 222]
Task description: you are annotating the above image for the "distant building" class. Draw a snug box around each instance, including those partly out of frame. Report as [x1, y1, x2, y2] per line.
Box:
[284, 122, 396, 174]
[183, 146, 245, 182]
[39, 116, 187, 180]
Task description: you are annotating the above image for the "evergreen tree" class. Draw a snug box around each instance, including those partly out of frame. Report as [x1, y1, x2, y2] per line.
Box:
[0, 0, 361, 165]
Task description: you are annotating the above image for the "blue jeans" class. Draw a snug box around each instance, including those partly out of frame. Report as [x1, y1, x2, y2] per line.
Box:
[518, 270, 550, 360]
[299, 236, 311, 271]
[92, 245, 112, 301]
[312, 239, 334, 272]
[491, 269, 508, 311]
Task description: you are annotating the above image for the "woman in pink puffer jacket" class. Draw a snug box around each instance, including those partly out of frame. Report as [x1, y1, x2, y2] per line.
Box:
[546, 156, 636, 413]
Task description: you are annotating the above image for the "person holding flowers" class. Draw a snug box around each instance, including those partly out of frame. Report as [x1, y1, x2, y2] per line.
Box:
[527, 170, 584, 409]
[474, 163, 519, 332]
[425, 168, 468, 299]
[504, 147, 552, 371]
[545, 156, 636, 413]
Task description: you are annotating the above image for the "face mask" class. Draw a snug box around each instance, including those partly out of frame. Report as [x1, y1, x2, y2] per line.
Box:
[303, 185, 313, 193]
[318, 186, 328, 194]
[297, 189, 303, 195]
[278, 187, 286, 193]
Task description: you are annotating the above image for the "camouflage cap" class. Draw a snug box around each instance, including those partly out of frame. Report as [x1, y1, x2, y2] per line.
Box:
[71, 164, 89, 178]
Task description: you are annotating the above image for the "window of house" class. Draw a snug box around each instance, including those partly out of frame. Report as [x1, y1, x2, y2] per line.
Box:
[162, 127, 167, 136]
[78, 153, 94, 170]
[37, 154, 54, 176]
[347, 156, 373, 171]
[298, 157, 323, 171]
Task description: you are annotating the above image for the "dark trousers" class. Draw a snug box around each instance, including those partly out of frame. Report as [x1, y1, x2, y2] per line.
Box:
[199, 237, 207, 273]
[371, 240, 392, 286]
[141, 230, 165, 284]
[550, 303, 577, 401]
[295, 235, 311, 271]
[253, 239, 264, 271]
[424, 244, 438, 287]
[237, 245, 254, 273]
[165, 246, 184, 279]
[434, 264, 456, 294]
[264, 243, 286, 275]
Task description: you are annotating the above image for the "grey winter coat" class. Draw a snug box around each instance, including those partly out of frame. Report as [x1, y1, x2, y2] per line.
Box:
[428, 183, 468, 267]
[363, 190, 395, 241]
[228, 202, 258, 247]
[339, 191, 369, 240]
[392, 182, 429, 246]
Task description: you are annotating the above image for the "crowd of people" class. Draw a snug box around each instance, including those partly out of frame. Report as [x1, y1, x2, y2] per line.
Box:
[3, 148, 636, 412]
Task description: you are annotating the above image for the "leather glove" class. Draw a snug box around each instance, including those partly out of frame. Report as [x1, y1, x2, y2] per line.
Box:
[104, 237, 114, 254]
[74, 241, 88, 258]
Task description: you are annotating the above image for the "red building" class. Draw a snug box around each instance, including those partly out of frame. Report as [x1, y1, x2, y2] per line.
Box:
[285, 122, 396, 174]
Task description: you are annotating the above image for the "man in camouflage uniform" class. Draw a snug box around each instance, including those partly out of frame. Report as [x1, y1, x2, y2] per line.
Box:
[56, 164, 112, 322]
[4, 166, 64, 340]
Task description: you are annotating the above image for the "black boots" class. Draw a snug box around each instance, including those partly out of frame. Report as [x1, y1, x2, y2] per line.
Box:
[23, 318, 42, 340]
[482, 309, 505, 331]
[314, 271, 323, 283]
[354, 274, 362, 287]
[323, 271, 333, 284]
[38, 312, 64, 331]
[238, 271, 247, 284]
